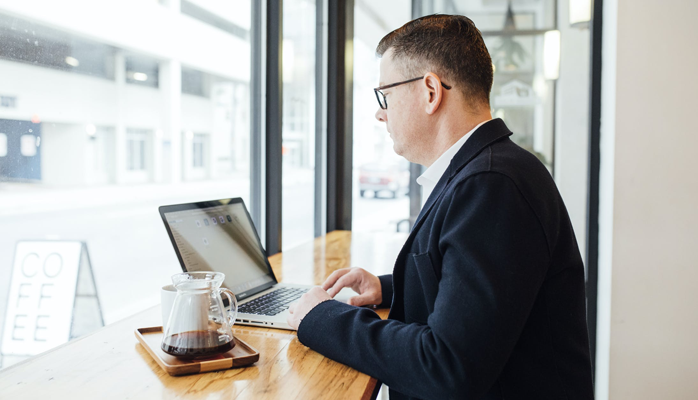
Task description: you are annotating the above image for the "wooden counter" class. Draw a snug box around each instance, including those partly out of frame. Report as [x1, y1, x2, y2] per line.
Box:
[0, 230, 407, 400]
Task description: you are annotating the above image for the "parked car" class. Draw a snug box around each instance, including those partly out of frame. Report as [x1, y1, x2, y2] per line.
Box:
[358, 163, 409, 198]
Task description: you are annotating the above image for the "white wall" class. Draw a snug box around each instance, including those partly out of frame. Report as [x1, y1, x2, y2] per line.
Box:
[0, 57, 228, 186]
[41, 123, 88, 185]
[0, 59, 182, 128]
[596, 1, 698, 399]
[0, 60, 118, 125]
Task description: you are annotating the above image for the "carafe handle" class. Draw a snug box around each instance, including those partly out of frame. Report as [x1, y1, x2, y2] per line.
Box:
[219, 288, 238, 326]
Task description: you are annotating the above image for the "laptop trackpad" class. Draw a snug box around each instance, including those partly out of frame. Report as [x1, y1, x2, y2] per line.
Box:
[333, 287, 359, 304]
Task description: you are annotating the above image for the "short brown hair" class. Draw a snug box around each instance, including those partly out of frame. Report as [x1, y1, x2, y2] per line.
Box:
[376, 14, 493, 109]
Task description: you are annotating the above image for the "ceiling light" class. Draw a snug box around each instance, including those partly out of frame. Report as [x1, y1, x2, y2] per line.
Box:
[283, 40, 294, 83]
[65, 56, 80, 67]
[570, 0, 592, 28]
[130, 72, 148, 81]
[543, 30, 561, 80]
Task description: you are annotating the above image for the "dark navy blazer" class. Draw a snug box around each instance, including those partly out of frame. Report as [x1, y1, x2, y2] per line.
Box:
[298, 119, 594, 400]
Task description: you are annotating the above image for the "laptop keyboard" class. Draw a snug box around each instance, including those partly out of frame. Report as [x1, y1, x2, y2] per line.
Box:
[238, 287, 309, 316]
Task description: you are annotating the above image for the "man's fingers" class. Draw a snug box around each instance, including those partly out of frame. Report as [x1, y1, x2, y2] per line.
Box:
[321, 268, 351, 291]
[347, 293, 375, 307]
[327, 274, 355, 298]
[288, 302, 296, 314]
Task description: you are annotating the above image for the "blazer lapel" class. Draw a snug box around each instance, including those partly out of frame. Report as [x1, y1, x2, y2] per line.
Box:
[411, 118, 513, 230]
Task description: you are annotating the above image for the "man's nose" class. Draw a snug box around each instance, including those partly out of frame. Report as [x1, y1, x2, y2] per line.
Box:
[375, 108, 387, 122]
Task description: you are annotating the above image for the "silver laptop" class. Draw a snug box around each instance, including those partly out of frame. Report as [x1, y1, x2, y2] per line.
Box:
[159, 198, 354, 330]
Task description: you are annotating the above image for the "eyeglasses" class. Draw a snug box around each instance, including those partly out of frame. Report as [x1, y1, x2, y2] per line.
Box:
[374, 77, 452, 110]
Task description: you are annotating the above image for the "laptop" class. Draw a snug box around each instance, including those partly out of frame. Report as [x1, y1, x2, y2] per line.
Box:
[158, 197, 355, 330]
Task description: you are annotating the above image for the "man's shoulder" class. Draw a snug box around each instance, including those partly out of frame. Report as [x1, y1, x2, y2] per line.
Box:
[449, 137, 552, 191]
[437, 137, 563, 251]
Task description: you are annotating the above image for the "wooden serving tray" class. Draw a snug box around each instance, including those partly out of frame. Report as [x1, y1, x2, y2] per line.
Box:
[135, 327, 259, 376]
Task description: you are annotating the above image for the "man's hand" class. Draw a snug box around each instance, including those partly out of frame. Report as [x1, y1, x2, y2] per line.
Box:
[287, 286, 332, 330]
[322, 267, 382, 307]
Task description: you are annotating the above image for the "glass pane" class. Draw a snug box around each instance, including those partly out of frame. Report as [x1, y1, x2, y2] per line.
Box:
[352, 1, 413, 234]
[488, 32, 555, 170]
[125, 55, 159, 88]
[552, 2, 591, 260]
[418, 0, 591, 259]
[418, 0, 557, 171]
[282, 0, 315, 251]
[0, 1, 252, 368]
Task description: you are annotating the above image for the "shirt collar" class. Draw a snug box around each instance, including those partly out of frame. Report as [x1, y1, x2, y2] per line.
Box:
[417, 119, 491, 189]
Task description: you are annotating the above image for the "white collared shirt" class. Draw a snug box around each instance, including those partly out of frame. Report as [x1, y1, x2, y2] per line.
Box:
[416, 120, 491, 205]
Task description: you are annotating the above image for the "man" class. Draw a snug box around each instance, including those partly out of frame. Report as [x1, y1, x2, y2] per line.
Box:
[287, 14, 594, 400]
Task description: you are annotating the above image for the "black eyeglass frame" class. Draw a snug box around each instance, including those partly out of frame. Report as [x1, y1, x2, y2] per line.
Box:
[373, 77, 452, 110]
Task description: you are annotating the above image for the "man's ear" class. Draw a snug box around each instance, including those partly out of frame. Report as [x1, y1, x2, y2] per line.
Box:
[422, 72, 444, 115]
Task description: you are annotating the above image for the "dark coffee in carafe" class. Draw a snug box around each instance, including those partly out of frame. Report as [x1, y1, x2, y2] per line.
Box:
[161, 330, 234, 358]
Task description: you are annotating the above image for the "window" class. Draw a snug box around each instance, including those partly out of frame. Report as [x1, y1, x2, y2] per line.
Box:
[126, 129, 148, 171]
[415, 0, 557, 170]
[0, 133, 7, 157]
[0, 1, 253, 369]
[192, 133, 205, 168]
[281, 0, 316, 251]
[352, 1, 413, 234]
[0, 13, 115, 80]
[20, 134, 37, 157]
[418, 0, 591, 257]
[125, 55, 159, 88]
[182, 68, 207, 97]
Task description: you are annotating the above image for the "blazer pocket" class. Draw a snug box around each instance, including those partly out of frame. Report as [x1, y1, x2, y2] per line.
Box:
[406, 252, 440, 318]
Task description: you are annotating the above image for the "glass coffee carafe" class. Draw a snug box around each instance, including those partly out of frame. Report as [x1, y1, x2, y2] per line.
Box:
[161, 271, 238, 358]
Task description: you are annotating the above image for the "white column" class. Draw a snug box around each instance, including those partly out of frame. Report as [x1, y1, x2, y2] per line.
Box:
[161, 60, 182, 184]
[597, 1, 698, 399]
[161, 0, 182, 183]
[114, 51, 127, 184]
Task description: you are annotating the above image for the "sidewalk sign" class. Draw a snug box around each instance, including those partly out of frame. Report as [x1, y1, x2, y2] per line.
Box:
[0, 241, 103, 368]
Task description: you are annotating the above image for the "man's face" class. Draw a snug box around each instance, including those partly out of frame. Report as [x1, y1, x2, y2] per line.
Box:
[375, 49, 430, 164]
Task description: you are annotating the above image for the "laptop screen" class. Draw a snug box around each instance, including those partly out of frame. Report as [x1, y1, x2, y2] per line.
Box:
[161, 200, 275, 298]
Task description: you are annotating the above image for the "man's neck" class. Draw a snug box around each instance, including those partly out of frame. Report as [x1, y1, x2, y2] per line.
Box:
[424, 111, 492, 167]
